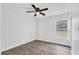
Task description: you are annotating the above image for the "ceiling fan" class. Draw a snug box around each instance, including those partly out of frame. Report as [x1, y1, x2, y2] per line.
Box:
[26, 4, 48, 16]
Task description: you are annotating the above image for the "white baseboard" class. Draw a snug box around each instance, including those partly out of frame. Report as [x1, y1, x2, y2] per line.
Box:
[1, 39, 35, 52]
[38, 39, 71, 46]
[72, 51, 79, 55]
[1, 38, 71, 52]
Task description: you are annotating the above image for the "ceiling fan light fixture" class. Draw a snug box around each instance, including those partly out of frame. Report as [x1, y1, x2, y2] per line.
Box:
[36, 12, 39, 15]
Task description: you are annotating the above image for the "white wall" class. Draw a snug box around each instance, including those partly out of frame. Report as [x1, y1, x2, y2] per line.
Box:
[0, 3, 1, 54]
[72, 17, 79, 55]
[1, 4, 36, 51]
[38, 16, 55, 42]
[68, 4, 79, 55]
[38, 12, 71, 46]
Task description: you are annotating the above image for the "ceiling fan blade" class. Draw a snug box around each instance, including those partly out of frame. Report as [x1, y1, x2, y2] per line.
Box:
[31, 4, 37, 10]
[26, 11, 35, 13]
[40, 8, 48, 11]
[40, 12, 45, 16]
[34, 13, 37, 16]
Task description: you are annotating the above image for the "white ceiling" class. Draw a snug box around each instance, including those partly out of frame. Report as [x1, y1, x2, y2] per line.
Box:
[2, 3, 79, 18]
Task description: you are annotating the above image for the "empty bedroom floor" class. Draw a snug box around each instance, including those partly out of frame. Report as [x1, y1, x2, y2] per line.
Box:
[2, 40, 71, 55]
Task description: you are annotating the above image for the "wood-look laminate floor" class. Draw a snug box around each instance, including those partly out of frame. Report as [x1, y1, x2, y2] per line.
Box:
[2, 40, 71, 55]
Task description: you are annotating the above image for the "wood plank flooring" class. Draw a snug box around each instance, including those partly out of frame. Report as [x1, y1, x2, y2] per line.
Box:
[2, 40, 71, 55]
